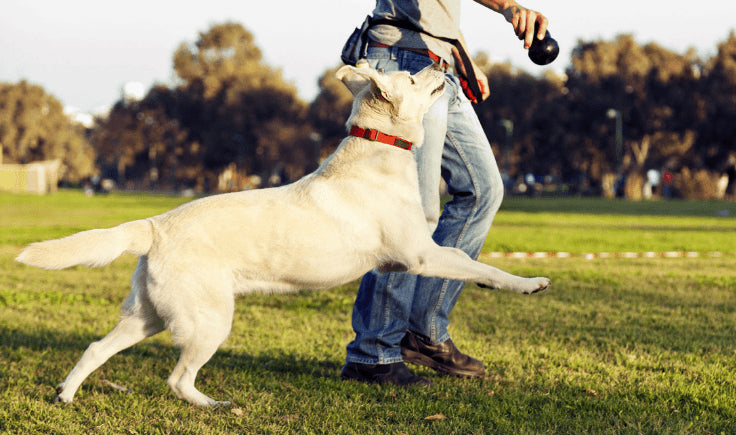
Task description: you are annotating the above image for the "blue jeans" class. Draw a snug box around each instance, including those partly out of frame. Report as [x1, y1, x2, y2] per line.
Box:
[345, 46, 504, 364]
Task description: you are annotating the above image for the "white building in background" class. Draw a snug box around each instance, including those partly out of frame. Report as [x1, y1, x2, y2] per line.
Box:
[64, 106, 95, 128]
[0, 146, 61, 194]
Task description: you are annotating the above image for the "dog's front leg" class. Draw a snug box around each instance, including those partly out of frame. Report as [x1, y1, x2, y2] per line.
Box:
[409, 245, 550, 294]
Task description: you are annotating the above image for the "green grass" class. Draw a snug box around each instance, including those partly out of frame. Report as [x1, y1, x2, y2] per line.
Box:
[1, 191, 735, 434]
[488, 197, 736, 253]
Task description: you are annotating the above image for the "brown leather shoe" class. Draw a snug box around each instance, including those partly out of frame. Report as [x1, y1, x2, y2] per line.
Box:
[401, 331, 486, 378]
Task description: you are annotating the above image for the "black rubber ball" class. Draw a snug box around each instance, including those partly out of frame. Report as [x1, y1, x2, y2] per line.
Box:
[528, 30, 559, 65]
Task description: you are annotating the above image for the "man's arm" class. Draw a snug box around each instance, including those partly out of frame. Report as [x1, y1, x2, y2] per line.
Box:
[472, 0, 548, 49]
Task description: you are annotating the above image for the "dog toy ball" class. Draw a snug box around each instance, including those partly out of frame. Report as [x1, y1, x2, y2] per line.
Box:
[527, 24, 559, 65]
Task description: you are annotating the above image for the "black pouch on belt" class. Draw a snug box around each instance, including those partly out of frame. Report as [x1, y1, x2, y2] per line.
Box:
[341, 16, 374, 66]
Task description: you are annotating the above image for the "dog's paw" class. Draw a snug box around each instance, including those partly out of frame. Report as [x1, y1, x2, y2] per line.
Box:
[54, 383, 74, 404]
[507, 277, 551, 294]
[54, 392, 73, 405]
[524, 277, 551, 294]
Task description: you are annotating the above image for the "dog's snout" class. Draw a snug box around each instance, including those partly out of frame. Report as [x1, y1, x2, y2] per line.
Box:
[415, 64, 446, 93]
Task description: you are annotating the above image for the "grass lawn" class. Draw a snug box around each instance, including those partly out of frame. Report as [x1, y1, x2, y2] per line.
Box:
[1, 191, 735, 434]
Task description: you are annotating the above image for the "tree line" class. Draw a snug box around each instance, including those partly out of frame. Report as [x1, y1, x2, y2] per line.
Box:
[1, 22, 734, 199]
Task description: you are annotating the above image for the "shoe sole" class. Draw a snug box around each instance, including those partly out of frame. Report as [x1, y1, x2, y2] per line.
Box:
[340, 369, 433, 386]
[341, 375, 433, 387]
[401, 348, 485, 378]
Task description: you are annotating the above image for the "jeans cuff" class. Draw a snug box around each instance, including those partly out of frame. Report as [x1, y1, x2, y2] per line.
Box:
[345, 354, 404, 365]
[413, 328, 451, 345]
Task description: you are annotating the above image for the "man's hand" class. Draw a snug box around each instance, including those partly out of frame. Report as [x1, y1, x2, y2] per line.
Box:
[451, 46, 491, 102]
[474, 0, 549, 49]
[502, 3, 548, 49]
[475, 63, 491, 100]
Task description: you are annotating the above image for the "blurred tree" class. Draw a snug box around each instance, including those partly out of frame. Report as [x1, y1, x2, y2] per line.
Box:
[90, 86, 193, 189]
[91, 22, 314, 191]
[563, 34, 701, 197]
[173, 22, 267, 99]
[474, 61, 565, 184]
[172, 22, 313, 185]
[699, 31, 736, 170]
[0, 81, 95, 182]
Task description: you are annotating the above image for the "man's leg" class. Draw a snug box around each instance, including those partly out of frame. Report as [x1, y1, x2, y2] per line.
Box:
[342, 47, 447, 386]
[402, 75, 504, 376]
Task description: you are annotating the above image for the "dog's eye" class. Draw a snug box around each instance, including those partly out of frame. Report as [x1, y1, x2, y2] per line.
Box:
[409, 76, 416, 85]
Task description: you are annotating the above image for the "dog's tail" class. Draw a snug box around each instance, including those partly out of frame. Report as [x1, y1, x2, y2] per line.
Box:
[16, 219, 153, 270]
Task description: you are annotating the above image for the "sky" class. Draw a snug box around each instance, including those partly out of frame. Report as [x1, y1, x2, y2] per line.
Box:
[1, 0, 734, 115]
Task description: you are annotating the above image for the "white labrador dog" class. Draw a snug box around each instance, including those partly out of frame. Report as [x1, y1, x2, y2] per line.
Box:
[17, 64, 549, 407]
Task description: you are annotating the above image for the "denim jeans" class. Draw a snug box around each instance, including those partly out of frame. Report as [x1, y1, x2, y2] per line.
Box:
[345, 45, 504, 365]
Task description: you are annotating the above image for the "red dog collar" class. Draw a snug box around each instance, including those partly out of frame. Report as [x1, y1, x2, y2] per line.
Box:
[349, 126, 412, 151]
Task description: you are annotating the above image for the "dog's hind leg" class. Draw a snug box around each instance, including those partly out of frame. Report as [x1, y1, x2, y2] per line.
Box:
[56, 257, 165, 403]
[165, 285, 235, 407]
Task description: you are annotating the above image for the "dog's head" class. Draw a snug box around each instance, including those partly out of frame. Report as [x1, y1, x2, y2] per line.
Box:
[336, 64, 446, 147]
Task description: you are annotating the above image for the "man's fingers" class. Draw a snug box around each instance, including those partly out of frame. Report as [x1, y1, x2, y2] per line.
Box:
[536, 17, 549, 40]
[510, 8, 549, 48]
[515, 14, 522, 37]
[523, 11, 538, 49]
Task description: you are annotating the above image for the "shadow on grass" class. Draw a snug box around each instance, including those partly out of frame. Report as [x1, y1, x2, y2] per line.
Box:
[0, 326, 98, 352]
[0, 325, 348, 410]
[0, 325, 342, 380]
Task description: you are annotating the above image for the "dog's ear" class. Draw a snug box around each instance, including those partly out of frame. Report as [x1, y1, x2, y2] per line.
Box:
[336, 65, 371, 96]
[336, 65, 393, 101]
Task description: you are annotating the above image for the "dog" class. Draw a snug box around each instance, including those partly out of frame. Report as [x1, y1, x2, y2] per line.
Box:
[16, 64, 550, 406]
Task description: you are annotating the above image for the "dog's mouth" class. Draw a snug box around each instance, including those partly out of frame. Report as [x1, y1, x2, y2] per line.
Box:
[431, 81, 445, 97]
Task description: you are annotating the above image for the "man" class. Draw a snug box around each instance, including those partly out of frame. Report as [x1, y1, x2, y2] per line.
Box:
[340, 0, 549, 386]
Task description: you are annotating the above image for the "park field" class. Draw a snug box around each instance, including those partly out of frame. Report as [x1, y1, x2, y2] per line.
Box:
[1, 191, 735, 434]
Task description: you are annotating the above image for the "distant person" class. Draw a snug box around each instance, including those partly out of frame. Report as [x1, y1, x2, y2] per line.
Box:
[340, 0, 550, 385]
